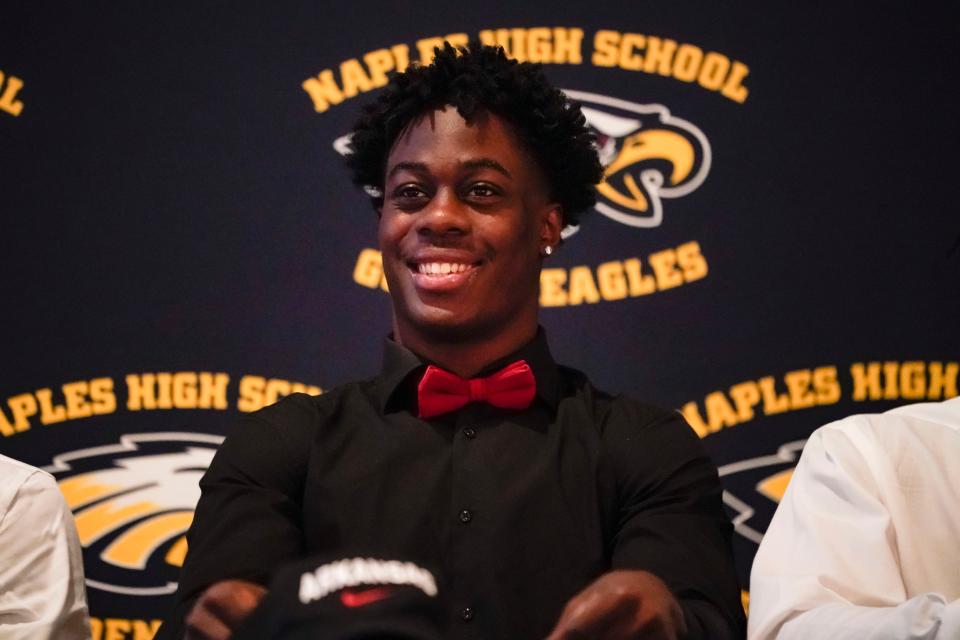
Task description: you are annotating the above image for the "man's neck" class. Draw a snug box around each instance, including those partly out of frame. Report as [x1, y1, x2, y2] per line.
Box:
[394, 321, 538, 378]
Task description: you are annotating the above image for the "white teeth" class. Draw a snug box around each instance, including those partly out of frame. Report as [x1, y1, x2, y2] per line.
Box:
[417, 263, 470, 275]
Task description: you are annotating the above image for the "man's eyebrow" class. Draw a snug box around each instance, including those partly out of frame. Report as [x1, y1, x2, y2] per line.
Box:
[387, 161, 429, 179]
[461, 158, 512, 178]
[386, 158, 513, 180]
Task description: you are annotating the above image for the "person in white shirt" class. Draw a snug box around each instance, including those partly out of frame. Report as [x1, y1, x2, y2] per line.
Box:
[0, 453, 91, 640]
[748, 396, 960, 639]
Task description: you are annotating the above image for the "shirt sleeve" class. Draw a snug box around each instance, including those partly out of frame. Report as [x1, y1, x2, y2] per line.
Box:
[605, 402, 746, 640]
[156, 395, 318, 640]
[747, 423, 960, 640]
[0, 469, 91, 640]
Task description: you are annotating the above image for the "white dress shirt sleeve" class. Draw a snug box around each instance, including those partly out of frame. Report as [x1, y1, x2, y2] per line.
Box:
[0, 466, 91, 640]
[747, 422, 960, 640]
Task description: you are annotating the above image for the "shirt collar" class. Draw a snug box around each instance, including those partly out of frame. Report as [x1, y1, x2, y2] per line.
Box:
[376, 327, 561, 414]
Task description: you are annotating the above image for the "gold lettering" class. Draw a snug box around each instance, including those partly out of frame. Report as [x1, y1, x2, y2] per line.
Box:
[478, 29, 508, 50]
[539, 269, 568, 306]
[527, 27, 552, 63]
[105, 618, 131, 640]
[62, 381, 93, 419]
[301, 70, 344, 113]
[681, 401, 709, 438]
[353, 248, 384, 289]
[126, 373, 157, 410]
[508, 28, 528, 61]
[851, 362, 882, 401]
[676, 241, 708, 282]
[0, 72, 25, 117]
[552, 27, 583, 64]
[643, 36, 677, 76]
[237, 375, 266, 413]
[783, 369, 815, 410]
[133, 619, 161, 640]
[567, 266, 601, 305]
[362, 48, 395, 88]
[596, 261, 628, 301]
[36, 388, 67, 425]
[900, 361, 926, 400]
[156, 372, 173, 409]
[728, 381, 761, 422]
[90, 617, 159, 640]
[90, 377, 116, 414]
[812, 366, 841, 405]
[172, 372, 198, 408]
[416, 35, 468, 64]
[591, 30, 620, 67]
[0, 408, 15, 437]
[883, 361, 900, 400]
[672, 44, 703, 82]
[705, 391, 738, 432]
[648, 249, 684, 290]
[928, 361, 959, 399]
[197, 372, 229, 409]
[619, 33, 645, 71]
[721, 61, 750, 103]
[7, 393, 38, 432]
[758, 376, 790, 415]
[391, 44, 411, 73]
[697, 52, 730, 90]
[622, 258, 656, 296]
[339, 58, 373, 98]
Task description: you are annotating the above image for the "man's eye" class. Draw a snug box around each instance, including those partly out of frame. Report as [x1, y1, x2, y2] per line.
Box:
[395, 185, 426, 199]
[467, 183, 499, 198]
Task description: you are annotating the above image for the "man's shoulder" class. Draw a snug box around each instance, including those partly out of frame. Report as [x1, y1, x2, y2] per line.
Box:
[0, 452, 44, 483]
[249, 378, 379, 426]
[556, 365, 691, 436]
[0, 453, 65, 527]
[808, 398, 960, 476]
[220, 379, 380, 458]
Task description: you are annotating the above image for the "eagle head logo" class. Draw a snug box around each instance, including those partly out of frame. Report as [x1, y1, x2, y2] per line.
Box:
[43, 432, 223, 596]
[717, 440, 806, 545]
[564, 90, 711, 230]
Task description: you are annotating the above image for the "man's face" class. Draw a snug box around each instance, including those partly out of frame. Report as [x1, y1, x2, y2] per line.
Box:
[379, 107, 560, 345]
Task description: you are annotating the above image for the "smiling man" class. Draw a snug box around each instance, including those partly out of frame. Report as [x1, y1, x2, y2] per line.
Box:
[158, 44, 744, 640]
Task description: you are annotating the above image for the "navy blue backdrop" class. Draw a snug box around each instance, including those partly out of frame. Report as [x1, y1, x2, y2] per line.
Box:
[2, 3, 958, 636]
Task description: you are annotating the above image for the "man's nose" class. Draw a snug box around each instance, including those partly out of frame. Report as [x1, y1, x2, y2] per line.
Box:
[416, 189, 470, 238]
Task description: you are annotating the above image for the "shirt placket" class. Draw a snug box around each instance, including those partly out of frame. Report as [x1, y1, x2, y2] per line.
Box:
[447, 403, 489, 639]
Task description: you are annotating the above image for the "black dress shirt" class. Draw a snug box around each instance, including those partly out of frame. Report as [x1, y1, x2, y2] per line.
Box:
[158, 332, 745, 639]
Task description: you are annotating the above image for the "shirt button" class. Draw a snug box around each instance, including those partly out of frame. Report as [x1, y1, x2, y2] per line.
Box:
[458, 509, 473, 524]
[461, 606, 474, 622]
[463, 427, 477, 439]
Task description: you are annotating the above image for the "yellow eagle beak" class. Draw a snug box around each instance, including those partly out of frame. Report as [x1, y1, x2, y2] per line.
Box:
[596, 129, 696, 212]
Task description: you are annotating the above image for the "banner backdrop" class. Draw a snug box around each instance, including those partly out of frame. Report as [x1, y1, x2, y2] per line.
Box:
[2, 3, 958, 637]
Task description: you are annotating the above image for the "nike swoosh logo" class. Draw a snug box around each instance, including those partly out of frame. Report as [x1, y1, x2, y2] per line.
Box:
[340, 586, 392, 608]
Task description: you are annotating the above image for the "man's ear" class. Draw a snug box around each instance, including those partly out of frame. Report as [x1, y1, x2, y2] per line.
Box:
[540, 204, 563, 251]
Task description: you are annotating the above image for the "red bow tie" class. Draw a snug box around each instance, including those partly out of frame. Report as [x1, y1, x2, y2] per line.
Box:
[417, 360, 536, 419]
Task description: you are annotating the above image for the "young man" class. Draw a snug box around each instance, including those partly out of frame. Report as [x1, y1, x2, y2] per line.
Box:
[159, 44, 744, 640]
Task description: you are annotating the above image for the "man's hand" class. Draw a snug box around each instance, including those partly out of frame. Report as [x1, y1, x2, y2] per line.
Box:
[545, 570, 687, 640]
[184, 579, 267, 640]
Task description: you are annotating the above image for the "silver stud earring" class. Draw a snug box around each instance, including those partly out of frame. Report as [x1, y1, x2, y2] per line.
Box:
[543, 245, 553, 256]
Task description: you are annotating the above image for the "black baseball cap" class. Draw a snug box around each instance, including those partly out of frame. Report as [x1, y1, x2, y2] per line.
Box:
[232, 554, 446, 640]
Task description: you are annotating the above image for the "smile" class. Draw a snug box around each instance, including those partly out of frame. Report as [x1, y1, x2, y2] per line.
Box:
[407, 259, 480, 293]
[416, 262, 472, 275]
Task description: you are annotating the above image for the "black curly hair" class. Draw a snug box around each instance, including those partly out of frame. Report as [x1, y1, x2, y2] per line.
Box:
[346, 42, 603, 227]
